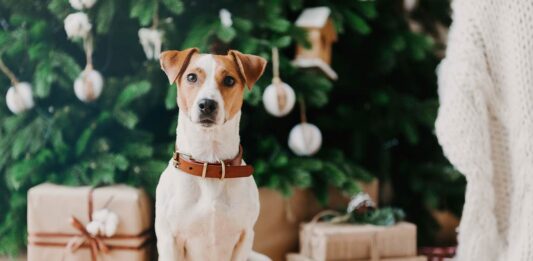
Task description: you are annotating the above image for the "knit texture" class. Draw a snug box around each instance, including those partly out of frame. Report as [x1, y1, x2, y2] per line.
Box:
[436, 1, 533, 260]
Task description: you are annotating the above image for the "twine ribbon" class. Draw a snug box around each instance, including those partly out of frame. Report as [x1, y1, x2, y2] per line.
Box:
[66, 216, 110, 261]
[67, 188, 105, 261]
[310, 210, 348, 224]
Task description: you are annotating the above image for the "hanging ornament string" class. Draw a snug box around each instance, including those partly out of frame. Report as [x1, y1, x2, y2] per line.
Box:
[151, 1, 159, 30]
[83, 33, 94, 71]
[272, 47, 280, 83]
[82, 33, 95, 99]
[299, 96, 307, 124]
[299, 96, 310, 152]
[272, 47, 287, 111]
[0, 56, 20, 86]
[0, 56, 23, 109]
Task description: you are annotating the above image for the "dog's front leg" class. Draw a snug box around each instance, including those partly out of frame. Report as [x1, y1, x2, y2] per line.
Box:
[156, 202, 186, 260]
[155, 217, 186, 260]
[230, 229, 255, 261]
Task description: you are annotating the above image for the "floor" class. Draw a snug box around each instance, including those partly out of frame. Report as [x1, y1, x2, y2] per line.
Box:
[0, 256, 25, 261]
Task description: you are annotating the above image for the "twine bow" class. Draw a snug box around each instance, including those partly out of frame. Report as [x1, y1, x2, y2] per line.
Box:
[66, 216, 110, 261]
[308, 210, 380, 261]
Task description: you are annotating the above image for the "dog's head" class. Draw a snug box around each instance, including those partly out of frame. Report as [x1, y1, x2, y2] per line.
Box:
[160, 48, 267, 128]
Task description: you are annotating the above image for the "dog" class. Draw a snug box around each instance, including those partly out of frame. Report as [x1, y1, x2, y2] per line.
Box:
[156, 48, 269, 261]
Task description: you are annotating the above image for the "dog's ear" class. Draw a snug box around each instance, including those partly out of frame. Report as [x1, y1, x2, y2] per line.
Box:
[160, 48, 199, 84]
[229, 50, 267, 90]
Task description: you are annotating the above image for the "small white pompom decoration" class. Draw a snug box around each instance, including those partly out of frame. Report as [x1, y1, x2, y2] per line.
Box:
[288, 123, 322, 156]
[74, 69, 104, 102]
[85, 221, 101, 236]
[262, 82, 296, 117]
[138, 28, 163, 60]
[219, 9, 233, 27]
[64, 12, 92, 39]
[69, 0, 97, 10]
[86, 208, 119, 237]
[103, 211, 119, 237]
[6, 82, 34, 114]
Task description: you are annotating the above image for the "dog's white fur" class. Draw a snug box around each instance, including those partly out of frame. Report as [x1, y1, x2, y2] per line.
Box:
[155, 54, 266, 261]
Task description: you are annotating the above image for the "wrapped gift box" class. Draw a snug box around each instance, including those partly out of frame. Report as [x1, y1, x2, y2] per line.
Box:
[27, 183, 153, 261]
[287, 253, 427, 261]
[300, 222, 417, 261]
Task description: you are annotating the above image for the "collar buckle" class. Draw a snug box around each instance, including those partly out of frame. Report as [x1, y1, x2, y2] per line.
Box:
[172, 151, 180, 167]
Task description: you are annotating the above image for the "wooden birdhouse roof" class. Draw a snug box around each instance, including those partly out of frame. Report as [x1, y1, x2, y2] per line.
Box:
[295, 7, 332, 29]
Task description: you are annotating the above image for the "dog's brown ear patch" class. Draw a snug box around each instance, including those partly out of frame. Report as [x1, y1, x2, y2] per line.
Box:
[229, 50, 267, 90]
[160, 48, 199, 84]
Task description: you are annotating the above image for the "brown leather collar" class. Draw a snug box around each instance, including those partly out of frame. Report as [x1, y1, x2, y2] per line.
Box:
[172, 145, 254, 179]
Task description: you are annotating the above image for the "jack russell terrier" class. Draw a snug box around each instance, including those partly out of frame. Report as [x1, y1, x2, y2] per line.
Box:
[156, 48, 270, 261]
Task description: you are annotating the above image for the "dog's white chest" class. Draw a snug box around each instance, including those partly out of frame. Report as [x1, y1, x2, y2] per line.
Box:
[156, 164, 260, 260]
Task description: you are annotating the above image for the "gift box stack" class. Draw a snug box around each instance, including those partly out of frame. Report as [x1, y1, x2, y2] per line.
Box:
[27, 183, 153, 261]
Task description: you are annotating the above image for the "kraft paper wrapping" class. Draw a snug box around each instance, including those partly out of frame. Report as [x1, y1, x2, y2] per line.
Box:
[300, 222, 417, 261]
[27, 183, 153, 261]
[287, 253, 427, 261]
[253, 180, 379, 261]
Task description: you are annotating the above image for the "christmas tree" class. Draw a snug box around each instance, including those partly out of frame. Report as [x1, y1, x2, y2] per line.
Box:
[0, 0, 462, 255]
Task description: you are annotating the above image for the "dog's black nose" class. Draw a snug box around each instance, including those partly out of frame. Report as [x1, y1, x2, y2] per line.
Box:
[198, 99, 218, 114]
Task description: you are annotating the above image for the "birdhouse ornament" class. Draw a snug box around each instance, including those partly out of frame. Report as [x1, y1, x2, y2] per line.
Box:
[292, 7, 338, 80]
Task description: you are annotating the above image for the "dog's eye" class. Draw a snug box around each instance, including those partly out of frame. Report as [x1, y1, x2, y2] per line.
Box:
[186, 73, 197, 83]
[223, 76, 235, 87]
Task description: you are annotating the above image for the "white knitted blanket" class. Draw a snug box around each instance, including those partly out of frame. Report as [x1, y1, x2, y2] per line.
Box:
[436, 0, 533, 260]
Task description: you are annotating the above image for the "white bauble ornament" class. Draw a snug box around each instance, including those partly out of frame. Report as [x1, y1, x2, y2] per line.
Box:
[219, 9, 233, 27]
[6, 82, 34, 114]
[69, 0, 97, 10]
[138, 28, 163, 60]
[74, 69, 104, 102]
[288, 123, 322, 156]
[262, 82, 296, 117]
[64, 12, 92, 39]
[404, 0, 418, 12]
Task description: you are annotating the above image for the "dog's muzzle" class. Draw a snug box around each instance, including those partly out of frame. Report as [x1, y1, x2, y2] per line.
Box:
[197, 99, 218, 126]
